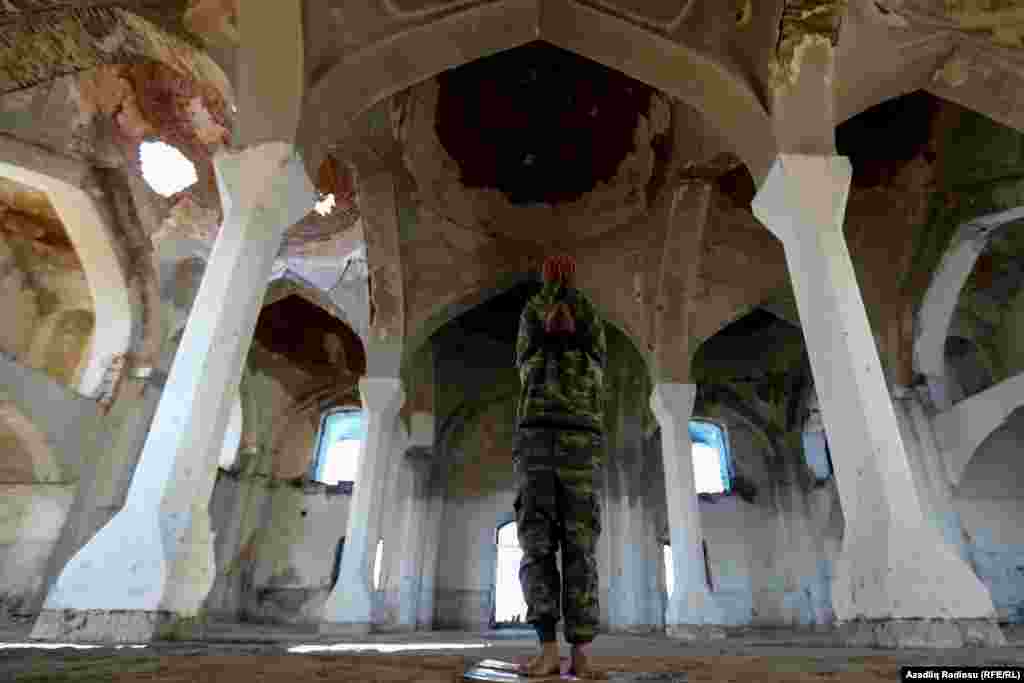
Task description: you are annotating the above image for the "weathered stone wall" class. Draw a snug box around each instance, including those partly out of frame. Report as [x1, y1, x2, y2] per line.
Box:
[431, 317, 519, 629]
[201, 355, 357, 623]
[954, 409, 1024, 623]
[225, 478, 350, 625]
[599, 328, 661, 632]
[0, 189, 94, 389]
[0, 484, 75, 620]
[0, 353, 109, 620]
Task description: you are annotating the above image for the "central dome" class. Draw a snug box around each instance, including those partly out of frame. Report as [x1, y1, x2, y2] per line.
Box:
[436, 41, 658, 206]
[394, 41, 673, 245]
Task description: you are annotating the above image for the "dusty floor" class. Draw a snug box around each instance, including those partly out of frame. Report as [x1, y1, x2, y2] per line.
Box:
[1, 623, 1022, 682]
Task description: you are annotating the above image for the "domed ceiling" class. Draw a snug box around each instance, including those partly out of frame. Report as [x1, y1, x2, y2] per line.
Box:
[396, 41, 674, 245]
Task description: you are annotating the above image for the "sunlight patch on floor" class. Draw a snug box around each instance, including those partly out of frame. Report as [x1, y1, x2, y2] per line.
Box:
[288, 642, 492, 654]
[0, 642, 148, 650]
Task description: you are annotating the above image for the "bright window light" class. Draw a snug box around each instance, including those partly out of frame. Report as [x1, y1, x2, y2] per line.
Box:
[312, 410, 364, 485]
[373, 538, 384, 590]
[315, 193, 336, 216]
[663, 544, 674, 599]
[321, 439, 361, 483]
[690, 420, 730, 495]
[692, 443, 726, 494]
[495, 523, 528, 624]
[140, 141, 198, 197]
[288, 642, 491, 654]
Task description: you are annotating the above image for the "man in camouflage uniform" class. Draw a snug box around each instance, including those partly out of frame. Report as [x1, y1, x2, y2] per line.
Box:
[514, 255, 607, 678]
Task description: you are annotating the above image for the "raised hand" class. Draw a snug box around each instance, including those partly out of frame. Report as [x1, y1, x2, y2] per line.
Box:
[545, 301, 576, 336]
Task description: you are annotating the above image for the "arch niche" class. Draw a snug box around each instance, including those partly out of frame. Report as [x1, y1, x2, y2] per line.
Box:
[0, 155, 133, 400]
[297, 1, 775, 185]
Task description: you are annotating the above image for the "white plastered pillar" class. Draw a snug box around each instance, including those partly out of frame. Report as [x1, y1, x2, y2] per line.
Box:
[893, 389, 973, 563]
[31, 143, 316, 643]
[321, 376, 405, 634]
[394, 450, 431, 630]
[416, 459, 445, 630]
[651, 383, 726, 640]
[751, 154, 1003, 648]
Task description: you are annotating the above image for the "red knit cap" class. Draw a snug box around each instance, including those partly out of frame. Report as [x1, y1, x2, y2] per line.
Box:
[542, 255, 576, 283]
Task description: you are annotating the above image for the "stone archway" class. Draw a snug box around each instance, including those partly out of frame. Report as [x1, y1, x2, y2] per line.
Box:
[0, 145, 134, 400]
[404, 271, 649, 376]
[914, 209, 1024, 410]
[298, 1, 775, 185]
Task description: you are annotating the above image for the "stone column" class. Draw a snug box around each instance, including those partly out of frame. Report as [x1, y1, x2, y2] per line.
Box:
[651, 383, 725, 640]
[31, 142, 316, 643]
[321, 376, 405, 635]
[751, 154, 1003, 648]
[416, 458, 446, 630]
[893, 388, 972, 563]
[612, 492, 642, 631]
[393, 449, 431, 630]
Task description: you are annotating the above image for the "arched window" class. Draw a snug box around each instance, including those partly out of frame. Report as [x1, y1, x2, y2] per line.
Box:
[494, 522, 528, 625]
[311, 408, 365, 485]
[689, 420, 731, 494]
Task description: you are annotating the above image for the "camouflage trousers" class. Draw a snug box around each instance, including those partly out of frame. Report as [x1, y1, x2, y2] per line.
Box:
[513, 427, 604, 645]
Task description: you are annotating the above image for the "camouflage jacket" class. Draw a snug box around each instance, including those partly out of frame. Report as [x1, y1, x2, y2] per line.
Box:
[515, 280, 607, 433]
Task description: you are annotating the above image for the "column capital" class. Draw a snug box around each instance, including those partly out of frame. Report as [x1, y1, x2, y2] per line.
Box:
[213, 142, 315, 230]
[359, 376, 405, 417]
[751, 154, 852, 245]
[650, 382, 697, 426]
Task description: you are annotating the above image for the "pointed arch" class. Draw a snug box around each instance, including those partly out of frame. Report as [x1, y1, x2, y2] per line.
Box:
[0, 139, 133, 399]
[297, 0, 774, 184]
[402, 271, 648, 376]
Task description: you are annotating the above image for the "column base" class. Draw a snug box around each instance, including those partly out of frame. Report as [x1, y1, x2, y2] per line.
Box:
[319, 621, 372, 637]
[665, 624, 727, 641]
[837, 619, 1006, 648]
[30, 609, 208, 643]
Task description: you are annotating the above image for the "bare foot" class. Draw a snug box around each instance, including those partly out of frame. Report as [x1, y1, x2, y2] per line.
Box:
[569, 643, 605, 679]
[520, 642, 561, 677]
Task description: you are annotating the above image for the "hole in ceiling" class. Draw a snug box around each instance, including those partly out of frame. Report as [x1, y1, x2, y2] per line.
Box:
[435, 41, 657, 206]
[315, 193, 336, 216]
[140, 141, 198, 197]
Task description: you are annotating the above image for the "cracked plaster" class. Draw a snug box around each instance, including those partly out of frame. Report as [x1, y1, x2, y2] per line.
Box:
[771, 0, 847, 90]
[0, 7, 229, 97]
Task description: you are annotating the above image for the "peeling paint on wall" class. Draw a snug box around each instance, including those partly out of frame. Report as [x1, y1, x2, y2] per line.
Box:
[0, 7, 228, 97]
[771, 0, 847, 90]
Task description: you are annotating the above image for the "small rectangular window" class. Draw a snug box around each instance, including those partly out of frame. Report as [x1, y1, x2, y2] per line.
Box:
[802, 429, 833, 482]
[689, 420, 731, 494]
[311, 409, 365, 485]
